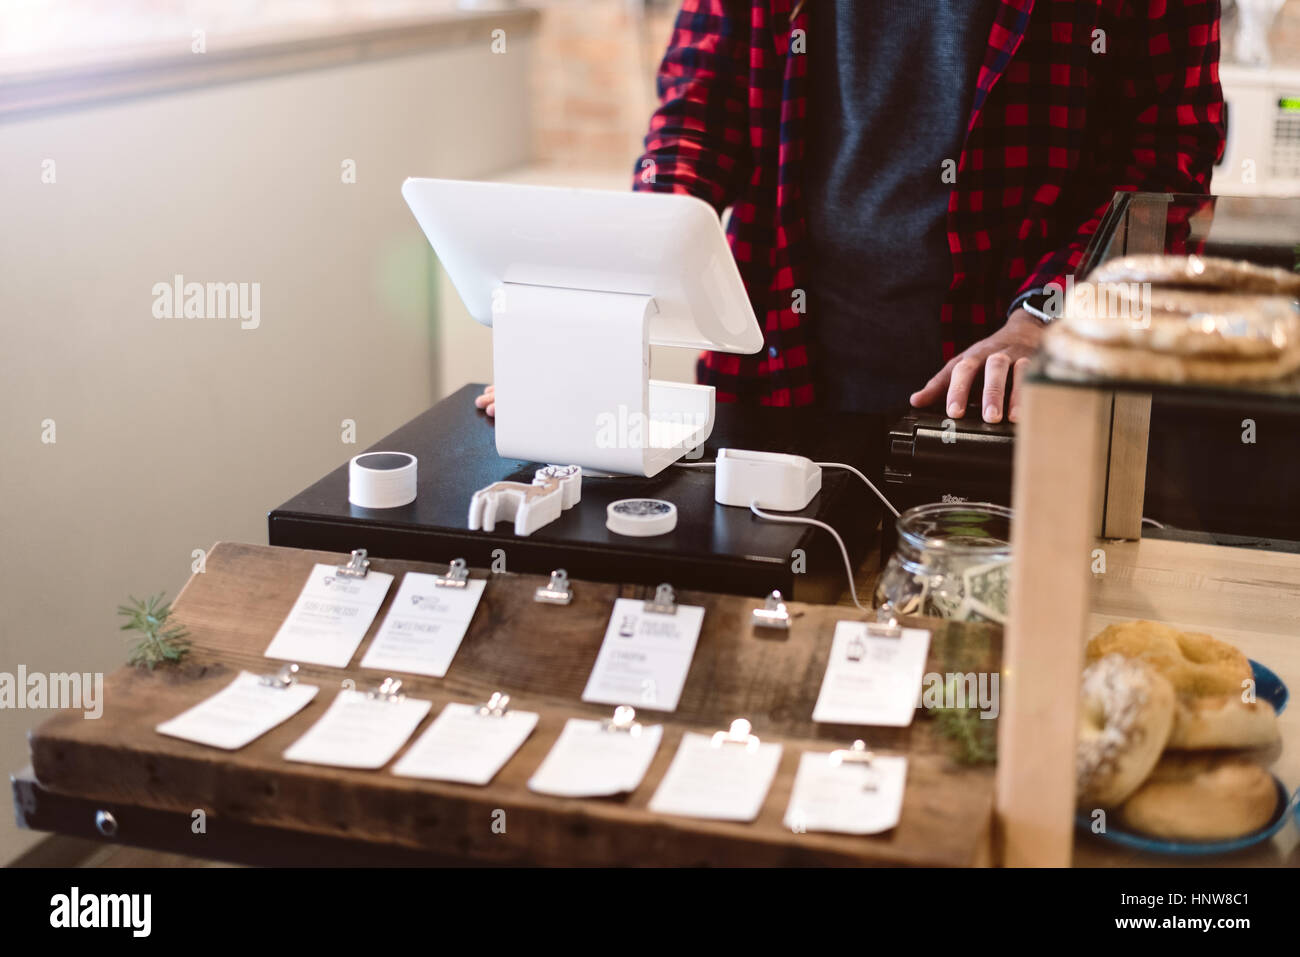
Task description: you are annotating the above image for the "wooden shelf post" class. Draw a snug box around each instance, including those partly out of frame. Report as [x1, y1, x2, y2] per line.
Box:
[996, 380, 1110, 866]
[1101, 392, 1152, 540]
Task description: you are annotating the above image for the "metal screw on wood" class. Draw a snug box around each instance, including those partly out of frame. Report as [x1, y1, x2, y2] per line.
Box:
[95, 809, 118, 838]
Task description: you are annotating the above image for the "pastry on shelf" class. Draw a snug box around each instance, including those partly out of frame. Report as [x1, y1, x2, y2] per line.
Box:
[1076, 620, 1285, 842]
[1168, 693, 1279, 750]
[1088, 254, 1300, 296]
[1118, 752, 1279, 841]
[1076, 654, 1175, 807]
[1085, 620, 1252, 697]
[1042, 253, 1300, 384]
[1085, 620, 1279, 749]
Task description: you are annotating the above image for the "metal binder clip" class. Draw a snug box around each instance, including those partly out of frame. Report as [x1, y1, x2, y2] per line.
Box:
[534, 569, 573, 606]
[710, 718, 761, 752]
[259, 663, 299, 688]
[601, 705, 642, 736]
[644, 583, 677, 615]
[342, 676, 405, 702]
[865, 601, 902, 638]
[433, 558, 470, 589]
[752, 590, 791, 632]
[829, 739, 879, 791]
[371, 677, 405, 701]
[476, 692, 511, 717]
[337, 549, 371, 579]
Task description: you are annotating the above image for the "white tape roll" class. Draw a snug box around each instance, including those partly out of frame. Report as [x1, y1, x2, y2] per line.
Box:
[349, 452, 418, 509]
[606, 498, 677, 537]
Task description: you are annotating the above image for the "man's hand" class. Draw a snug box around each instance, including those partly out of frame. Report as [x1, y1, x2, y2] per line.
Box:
[909, 308, 1043, 424]
[474, 383, 496, 417]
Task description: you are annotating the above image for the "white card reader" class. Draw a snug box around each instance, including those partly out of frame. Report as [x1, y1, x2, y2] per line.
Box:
[714, 448, 822, 511]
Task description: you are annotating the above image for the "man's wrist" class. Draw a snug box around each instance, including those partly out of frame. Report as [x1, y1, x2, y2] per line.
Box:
[1010, 288, 1056, 325]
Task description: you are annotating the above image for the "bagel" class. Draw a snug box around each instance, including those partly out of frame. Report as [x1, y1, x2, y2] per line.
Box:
[1077, 655, 1176, 808]
[1119, 753, 1279, 841]
[1168, 694, 1279, 750]
[1089, 254, 1300, 296]
[1085, 621, 1253, 697]
[1061, 283, 1299, 358]
[1042, 325, 1300, 384]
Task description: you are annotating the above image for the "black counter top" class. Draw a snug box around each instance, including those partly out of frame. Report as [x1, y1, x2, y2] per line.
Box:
[268, 384, 890, 601]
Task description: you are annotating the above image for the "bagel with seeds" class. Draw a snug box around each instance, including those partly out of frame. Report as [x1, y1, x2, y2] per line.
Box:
[1077, 654, 1176, 808]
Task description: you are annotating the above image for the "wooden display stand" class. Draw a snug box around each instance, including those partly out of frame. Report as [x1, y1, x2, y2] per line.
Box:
[996, 189, 1299, 866]
[996, 382, 1111, 867]
[16, 542, 1002, 867]
[997, 376, 1300, 867]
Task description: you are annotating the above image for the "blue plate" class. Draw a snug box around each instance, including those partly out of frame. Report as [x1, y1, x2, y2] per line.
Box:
[1078, 777, 1297, 856]
[1252, 659, 1288, 715]
[1077, 659, 1291, 855]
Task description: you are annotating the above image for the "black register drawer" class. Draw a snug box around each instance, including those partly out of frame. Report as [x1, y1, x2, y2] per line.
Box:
[268, 384, 889, 602]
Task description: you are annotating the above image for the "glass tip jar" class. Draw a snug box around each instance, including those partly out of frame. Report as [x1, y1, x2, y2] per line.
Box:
[873, 502, 1013, 625]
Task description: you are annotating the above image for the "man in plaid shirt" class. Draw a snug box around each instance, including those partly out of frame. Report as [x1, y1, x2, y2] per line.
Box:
[628, 0, 1225, 422]
[477, 0, 1224, 423]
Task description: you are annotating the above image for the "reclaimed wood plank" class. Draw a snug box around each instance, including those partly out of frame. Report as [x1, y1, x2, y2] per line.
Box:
[29, 542, 1001, 867]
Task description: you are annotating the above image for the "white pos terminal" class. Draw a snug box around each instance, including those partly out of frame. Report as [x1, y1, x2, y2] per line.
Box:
[401, 178, 764, 477]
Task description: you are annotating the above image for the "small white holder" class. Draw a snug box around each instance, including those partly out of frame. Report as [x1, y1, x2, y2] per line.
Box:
[349, 452, 417, 509]
[606, 498, 678, 537]
[401, 179, 764, 477]
[468, 465, 581, 537]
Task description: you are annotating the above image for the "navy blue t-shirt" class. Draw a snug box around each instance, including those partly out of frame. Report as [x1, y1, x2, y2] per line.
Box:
[804, 0, 1000, 413]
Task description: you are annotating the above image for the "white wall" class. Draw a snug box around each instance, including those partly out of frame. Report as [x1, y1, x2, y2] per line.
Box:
[0, 39, 532, 863]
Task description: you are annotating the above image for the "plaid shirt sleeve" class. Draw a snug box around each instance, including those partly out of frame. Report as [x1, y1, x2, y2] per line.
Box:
[630, 0, 753, 212]
[1018, 0, 1226, 299]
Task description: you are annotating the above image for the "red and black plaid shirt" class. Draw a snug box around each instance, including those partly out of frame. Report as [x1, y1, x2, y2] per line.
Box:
[632, 0, 1226, 406]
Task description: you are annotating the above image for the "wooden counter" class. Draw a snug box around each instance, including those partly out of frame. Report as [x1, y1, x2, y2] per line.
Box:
[19, 542, 1001, 867]
[18, 536, 1295, 867]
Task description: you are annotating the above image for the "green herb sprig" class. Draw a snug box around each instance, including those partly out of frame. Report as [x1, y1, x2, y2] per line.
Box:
[118, 593, 192, 669]
[932, 675, 997, 765]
